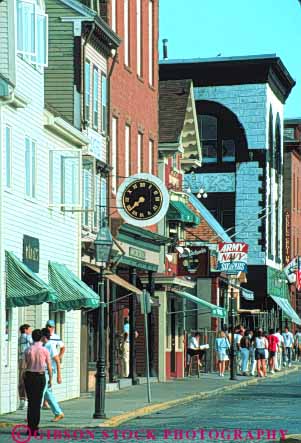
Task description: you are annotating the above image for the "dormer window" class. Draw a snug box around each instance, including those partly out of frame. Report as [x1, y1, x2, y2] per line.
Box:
[17, 0, 48, 68]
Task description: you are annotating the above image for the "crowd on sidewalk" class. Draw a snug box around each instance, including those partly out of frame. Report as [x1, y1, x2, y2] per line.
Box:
[214, 325, 300, 377]
[18, 321, 65, 436]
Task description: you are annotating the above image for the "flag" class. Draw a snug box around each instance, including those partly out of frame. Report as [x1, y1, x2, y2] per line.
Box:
[296, 257, 301, 291]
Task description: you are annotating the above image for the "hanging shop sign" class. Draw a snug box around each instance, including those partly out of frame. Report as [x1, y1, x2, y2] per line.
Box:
[23, 235, 40, 273]
[284, 211, 291, 265]
[217, 242, 248, 274]
[177, 246, 209, 277]
[117, 173, 169, 227]
[284, 257, 297, 284]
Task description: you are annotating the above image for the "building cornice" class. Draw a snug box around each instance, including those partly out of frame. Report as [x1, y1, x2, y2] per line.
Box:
[44, 110, 90, 147]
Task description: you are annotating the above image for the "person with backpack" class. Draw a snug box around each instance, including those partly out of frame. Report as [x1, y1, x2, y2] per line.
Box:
[215, 330, 230, 377]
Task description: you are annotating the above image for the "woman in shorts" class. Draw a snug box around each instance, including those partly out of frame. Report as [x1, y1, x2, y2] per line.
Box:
[255, 330, 268, 377]
[215, 330, 230, 377]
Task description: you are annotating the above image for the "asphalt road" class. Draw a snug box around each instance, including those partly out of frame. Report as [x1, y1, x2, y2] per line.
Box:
[2, 371, 301, 443]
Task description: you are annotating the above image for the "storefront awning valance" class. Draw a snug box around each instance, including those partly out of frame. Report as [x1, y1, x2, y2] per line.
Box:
[173, 290, 227, 319]
[104, 272, 143, 295]
[48, 262, 99, 311]
[6, 251, 57, 308]
[270, 294, 301, 325]
[166, 201, 200, 226]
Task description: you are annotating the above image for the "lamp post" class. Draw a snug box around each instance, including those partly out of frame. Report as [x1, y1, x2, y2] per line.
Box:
[93, 221, 113, 419]
[228, 277, 237, 381]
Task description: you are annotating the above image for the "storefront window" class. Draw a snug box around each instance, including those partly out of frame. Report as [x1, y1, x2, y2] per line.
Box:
[4, 309, 10, 367]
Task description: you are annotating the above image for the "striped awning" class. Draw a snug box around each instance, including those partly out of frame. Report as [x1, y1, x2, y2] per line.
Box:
[6, 251, 57, 308]
[270, 294, 301, 325]
[173, 290, 227, 319]
[48, 262, 99, 312]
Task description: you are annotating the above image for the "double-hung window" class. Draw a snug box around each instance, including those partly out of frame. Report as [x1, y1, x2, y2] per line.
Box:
[148, 0, 154, 86]
[101, 74, 107, 134]
[85, 60, 91, 124]
[17, 0, 48, 67]
[93, 66, 99, 130]
[111, 117, 118, 194]
[5, 126, 12, 189]
[25, 136, 36, 199]
[124, 0, 129, 66]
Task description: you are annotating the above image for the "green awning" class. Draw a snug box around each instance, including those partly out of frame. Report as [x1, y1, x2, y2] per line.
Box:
[173, 290, 227, 319]
[166, 201, 200, 226]
[48, 262, 99, 311]
[270, 295, 301, 325]
[6, 251, 57, 308]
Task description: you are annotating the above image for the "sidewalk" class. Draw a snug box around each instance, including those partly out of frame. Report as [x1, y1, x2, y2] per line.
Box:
[0, 367, 298, 429]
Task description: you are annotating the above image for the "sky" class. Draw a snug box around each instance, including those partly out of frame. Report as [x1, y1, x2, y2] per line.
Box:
[159, 0, 301, 118]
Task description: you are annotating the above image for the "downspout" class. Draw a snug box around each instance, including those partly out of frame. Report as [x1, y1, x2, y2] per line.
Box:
[106, 49, 118, 228]
[82, 23, 95, 130]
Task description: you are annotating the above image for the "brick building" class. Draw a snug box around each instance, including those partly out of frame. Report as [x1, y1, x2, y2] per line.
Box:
[160, 55, 300, 329]
[283, 119, 301, 321]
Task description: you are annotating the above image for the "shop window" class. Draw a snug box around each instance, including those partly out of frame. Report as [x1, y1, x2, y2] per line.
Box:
[4, 309, 11, 367]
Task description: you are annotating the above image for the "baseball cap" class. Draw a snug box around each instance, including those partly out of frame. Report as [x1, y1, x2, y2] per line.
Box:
[46, 320, 55, 328]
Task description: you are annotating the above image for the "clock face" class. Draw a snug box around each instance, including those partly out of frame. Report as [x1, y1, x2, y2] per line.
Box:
[122, 179, 163, 220]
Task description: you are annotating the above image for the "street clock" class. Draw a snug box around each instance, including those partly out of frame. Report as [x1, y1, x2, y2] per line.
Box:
[117, 173, 169, 227]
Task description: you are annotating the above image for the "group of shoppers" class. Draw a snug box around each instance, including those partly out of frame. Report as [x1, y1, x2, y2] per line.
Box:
[18, 320, 65, 435]
[215, 325, 299, 377]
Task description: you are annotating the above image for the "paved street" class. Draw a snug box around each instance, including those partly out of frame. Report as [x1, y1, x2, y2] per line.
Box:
[1, 371, 301, 443]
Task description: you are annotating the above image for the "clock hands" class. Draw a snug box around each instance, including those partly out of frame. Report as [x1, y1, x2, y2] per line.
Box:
[128, 196, 145, 212]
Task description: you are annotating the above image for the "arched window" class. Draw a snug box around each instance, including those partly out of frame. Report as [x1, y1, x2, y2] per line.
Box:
[197, 101, 247, 165]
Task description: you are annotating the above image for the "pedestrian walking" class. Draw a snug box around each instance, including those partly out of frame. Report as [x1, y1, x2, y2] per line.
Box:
[43, 320, 65, 409]
[294, 328, 301, 361]
[240, 331, 250, 376]
[248, 330, 256, 376]
[24, 329, 52, 435]
[282, 327, 294, 367]
[273, 328, 284, 371]
[18, 324, 33, 410]
[215, 331, 230, 377]
[267, 328, 279, 374]
[254, 330, 268, 377]
[41, 328, 64, 422]
[121, 332, 130, 377]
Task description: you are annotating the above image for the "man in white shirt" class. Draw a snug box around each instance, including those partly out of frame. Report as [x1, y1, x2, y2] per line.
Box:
[45, 320, 65, 360]
[187, 332, 208, 366]
[273, 328, 284, 371]
[282, 327, 294, 368]
[43, 320, 65, 409]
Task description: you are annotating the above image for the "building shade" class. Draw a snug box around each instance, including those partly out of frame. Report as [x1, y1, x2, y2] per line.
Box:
[166, 201, 200, 226]
[48, 262, 99, 312]
[5, 251, 57, 308]
[270, 294, 301, 325]
[173, 290, 227, 318]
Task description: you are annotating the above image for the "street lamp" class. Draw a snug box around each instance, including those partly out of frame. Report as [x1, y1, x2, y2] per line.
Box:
[228, 277, 238, 381]
[93, 220, 113, 419]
